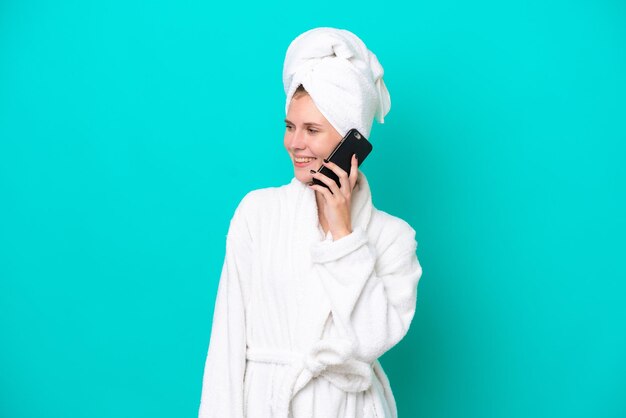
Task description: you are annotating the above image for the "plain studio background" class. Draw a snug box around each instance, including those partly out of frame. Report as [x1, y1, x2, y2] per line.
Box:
[1, 1, 624, 417]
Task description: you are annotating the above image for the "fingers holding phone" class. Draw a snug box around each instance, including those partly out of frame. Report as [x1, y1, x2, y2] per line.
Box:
[310, 154, 357, 197]
[310, 128, 372, 191]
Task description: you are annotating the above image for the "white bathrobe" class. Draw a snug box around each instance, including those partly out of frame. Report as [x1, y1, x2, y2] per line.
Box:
[198, 169, 423, 418]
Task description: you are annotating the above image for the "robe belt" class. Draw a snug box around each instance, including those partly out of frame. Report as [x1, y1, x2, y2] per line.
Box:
[246, 346, 373, 418]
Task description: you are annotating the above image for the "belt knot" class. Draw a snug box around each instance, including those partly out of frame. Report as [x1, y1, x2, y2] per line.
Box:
[246, 343, 373, 418]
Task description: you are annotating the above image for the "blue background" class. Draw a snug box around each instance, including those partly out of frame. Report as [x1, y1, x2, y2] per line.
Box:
[1, 0, 625, 417]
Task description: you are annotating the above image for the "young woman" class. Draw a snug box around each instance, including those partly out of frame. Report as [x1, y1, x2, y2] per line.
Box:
[199, 27, 423, 418]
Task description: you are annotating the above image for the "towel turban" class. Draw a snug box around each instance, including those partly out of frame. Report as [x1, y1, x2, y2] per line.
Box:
[283, 27, 391, 139]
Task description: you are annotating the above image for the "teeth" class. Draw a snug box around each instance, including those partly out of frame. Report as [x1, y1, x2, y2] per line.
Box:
[295, 157, 315, 163]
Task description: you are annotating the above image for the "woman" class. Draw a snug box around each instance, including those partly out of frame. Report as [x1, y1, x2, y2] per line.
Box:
[199, 27, 423, 418]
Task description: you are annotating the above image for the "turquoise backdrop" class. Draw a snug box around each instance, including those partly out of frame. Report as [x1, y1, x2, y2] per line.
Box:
[1, 0, 625, 417]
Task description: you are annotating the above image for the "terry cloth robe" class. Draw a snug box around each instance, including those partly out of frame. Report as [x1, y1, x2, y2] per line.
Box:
[198, 169, 423, 418]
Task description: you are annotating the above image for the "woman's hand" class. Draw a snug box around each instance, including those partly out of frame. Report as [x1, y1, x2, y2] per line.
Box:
[308, 154, 359, 240]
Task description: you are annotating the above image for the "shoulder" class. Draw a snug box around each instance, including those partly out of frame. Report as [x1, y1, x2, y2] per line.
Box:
[233, 184, 285, 217]
[229, 182, 291, 229]
[368, 207, 418, 258]
[227, 182, 293, 246]
[370, 207, 416, 239]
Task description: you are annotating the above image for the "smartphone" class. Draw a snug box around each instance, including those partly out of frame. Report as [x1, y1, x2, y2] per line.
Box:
[311, 128, 373, 191]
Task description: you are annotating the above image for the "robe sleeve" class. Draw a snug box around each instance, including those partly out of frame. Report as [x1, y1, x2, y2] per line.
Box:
[198, 194, 254, 418]
[309, 220, 422, 365]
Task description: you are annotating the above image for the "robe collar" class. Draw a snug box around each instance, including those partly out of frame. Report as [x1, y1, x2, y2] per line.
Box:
[286, 169, 374, 243]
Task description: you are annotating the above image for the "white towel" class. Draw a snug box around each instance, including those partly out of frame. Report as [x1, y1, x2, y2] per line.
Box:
[283, 27, 392, 139]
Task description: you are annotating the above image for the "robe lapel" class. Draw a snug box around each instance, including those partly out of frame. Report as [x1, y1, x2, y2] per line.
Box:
[286, 169, 374, 350]
[288, 168, 373, 239]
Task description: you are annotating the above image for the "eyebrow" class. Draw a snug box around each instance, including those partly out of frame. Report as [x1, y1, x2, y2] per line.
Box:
[284, 119, 323, 128]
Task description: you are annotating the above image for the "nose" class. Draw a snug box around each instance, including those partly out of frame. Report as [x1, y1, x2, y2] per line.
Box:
[288, 127, 307, 150]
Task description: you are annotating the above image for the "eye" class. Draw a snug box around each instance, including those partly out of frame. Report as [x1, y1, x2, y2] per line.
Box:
[307, 128, 318, 134]
[285, 124, 294, 131]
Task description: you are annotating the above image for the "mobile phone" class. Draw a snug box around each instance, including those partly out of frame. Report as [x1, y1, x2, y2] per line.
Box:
[311, 128, 373, 191]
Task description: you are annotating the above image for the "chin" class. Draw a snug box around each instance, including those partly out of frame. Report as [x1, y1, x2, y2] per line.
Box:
[294, 171, 311, 184]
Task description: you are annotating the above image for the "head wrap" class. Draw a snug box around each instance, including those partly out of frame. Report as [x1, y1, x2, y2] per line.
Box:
[283, 27, 391, 139]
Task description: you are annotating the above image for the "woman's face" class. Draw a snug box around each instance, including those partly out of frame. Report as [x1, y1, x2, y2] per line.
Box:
[284, 93, 343, 184]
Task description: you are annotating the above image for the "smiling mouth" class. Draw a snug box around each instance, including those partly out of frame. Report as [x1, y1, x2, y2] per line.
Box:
[294, 156, 316, 163]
